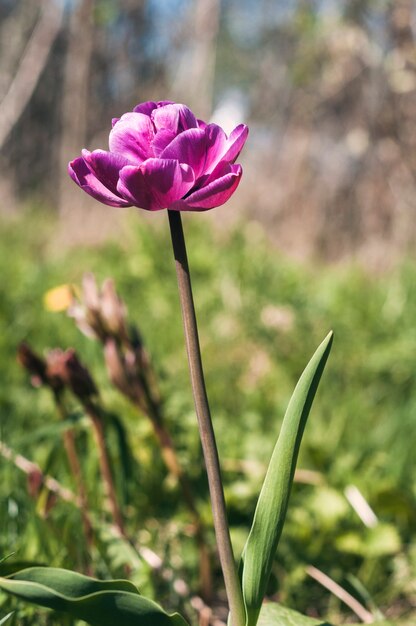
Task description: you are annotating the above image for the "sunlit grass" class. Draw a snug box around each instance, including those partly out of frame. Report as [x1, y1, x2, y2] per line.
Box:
[1, 209, 415, 624]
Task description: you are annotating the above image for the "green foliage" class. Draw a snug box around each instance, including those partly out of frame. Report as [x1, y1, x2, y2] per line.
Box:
[0, 568, 188, 626]
[241, 334, 333, 626]
[257, 602, 394, 626]
[1, 210, 416, 623]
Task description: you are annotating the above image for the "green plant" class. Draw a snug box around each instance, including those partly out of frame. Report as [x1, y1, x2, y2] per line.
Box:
[0, 330, 333, 625]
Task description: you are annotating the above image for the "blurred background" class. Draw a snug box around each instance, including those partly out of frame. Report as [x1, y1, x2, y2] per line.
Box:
[1, 0, 416, 262]
[1, 1, 416, 625]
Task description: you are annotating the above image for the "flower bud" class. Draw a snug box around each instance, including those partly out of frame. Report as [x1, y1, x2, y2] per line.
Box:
[17, 342, 52, 389]
[101, 278, 129, 340]
[69, 273, 129, 343]
[46, 348, 98, 402]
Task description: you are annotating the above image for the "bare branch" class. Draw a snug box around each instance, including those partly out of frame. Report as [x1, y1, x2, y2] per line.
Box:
[0, 0, 64, 151]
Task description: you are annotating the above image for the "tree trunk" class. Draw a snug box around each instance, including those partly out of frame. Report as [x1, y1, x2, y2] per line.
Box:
[0, 0, 64, 151]
[59, 0, 95, 216]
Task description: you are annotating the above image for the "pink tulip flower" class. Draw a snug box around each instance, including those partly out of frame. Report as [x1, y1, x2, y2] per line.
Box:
[69, 101, 248, 211]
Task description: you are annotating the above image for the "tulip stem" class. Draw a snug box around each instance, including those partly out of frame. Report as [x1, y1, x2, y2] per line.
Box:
[168, 210, 245, 626]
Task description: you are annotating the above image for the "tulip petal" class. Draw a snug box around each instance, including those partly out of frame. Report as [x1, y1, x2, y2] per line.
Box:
[68, 157, 131, 207]
[133, 101, 157, 116]
[82, 149, 130, 195]
[222, 124, 249, 163]
[151, 129, 177, 157]
[152, 104, 198, 134]
[157, 100, 174, 107]
[109, 112, 154, 162]
[161, 128, 207, 178]
[176, 104, 198, 130]
[171, 162, 242, 211]
[202, 124, 227, 174]
[117, 159, 195, 211]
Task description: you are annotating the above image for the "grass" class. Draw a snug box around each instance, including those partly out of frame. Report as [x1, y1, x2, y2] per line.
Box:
[0, 209, 415, 624]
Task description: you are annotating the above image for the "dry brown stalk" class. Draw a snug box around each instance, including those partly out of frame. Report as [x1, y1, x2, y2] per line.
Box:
[0, 440, 79, 505]
[306, 565, 375, 624]
[85, 404, 126, 537]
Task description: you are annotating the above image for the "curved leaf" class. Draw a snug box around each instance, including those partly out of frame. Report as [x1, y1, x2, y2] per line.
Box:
[0, 567, 188, 626]
[240, 333, 333, 626]
[6, 567, 140, 596]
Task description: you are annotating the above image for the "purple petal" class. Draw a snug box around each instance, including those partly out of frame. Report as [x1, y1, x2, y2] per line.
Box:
[222, 124, 249, 163]
[69, 157, 131, 207]
[176, 104, 198, 130]
[201, 124, 227, 174]
[109, 112, 154, 162]
[82, 149, 131, 195]
[152, 103, 198, 134]
[157, 100, 174, 107]
[117, 159, 195, 211]
[133, 101, 157, 116]
[151, 105, 179, 134]
[171, 162, 242, 211]
[151, 129, 177, 157]
[194, 124, 248, 177]
[161, 128, 207, 178]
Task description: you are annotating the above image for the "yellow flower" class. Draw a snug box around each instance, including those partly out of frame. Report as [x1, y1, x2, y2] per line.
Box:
[43, 284, 77, 312]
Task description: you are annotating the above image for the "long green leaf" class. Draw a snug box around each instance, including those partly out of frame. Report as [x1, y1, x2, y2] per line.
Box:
[240, 332, 333, 626]
[258, 602, 330, 626]
[0, 567, 188, 626]
[0, 613, 13, 625]
[257, 602, 394, 626]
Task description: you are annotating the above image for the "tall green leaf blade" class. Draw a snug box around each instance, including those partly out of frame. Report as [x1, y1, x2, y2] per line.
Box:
[0, 567, 188, 626]
[240, 332, 333, 626]
[0, 613, 13, 625]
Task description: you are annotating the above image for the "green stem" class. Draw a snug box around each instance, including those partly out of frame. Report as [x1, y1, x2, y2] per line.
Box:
[168, 210, 245, 626]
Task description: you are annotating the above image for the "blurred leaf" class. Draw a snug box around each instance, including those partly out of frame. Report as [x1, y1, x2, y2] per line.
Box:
[365, 524, 402, 557]
[0, 562, 44, 577]
[105, 411, 136, 505]
[0, 613, 13, 625]
[14, 411, 85, 446]
[257, 602, 394, 626]
[258, 602, 329, 625]
[336, 524, 401, 558]
[308, 487, 349, 529]
[0, 567, 188, 626]
[240, 332, 333, 626]
[94, 521, 153, 593]
[0, 556, 15, 566]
